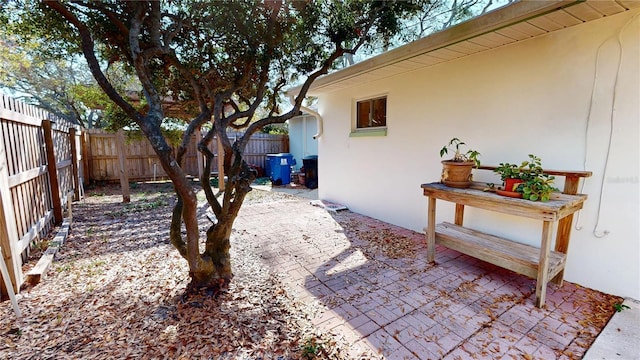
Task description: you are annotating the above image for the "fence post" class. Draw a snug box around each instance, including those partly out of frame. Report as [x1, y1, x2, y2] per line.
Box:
[195, 129, 204, 181]
[217, 136, 225, 191]
[82, 131, 91, 186]
[116, 130, 130, 203]
[43, 120, 63, 225]
[69, 127, 80, 201]
[0, 124, 23, 296]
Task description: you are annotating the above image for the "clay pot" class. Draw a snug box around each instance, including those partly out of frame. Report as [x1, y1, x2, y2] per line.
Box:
[441, 160, 475, 188]
[504, 178, 524, 192]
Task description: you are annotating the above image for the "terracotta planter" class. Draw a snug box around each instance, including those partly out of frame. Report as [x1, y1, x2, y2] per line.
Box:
[504, 178, 524, 192]
[496, 177, 524, 198]
[441, 160, 475, 188]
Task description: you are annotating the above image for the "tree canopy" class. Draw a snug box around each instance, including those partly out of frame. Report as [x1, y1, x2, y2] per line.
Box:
[0, 30, 104, 127]
[7, 0, 432, 292]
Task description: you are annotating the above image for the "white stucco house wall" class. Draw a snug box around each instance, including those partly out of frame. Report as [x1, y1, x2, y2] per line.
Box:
[287, 0, 640, 301]
[288, 114, 318, 171]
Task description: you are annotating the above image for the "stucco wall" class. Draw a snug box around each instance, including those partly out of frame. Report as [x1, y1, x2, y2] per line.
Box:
[288, 114, 318, 171]
[315, 10, 640, 300]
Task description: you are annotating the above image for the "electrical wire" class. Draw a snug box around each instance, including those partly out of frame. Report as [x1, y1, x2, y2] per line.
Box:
[575, 12, 640, 238]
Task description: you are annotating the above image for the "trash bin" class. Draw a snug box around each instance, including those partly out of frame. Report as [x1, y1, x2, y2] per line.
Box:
[267, 153, 296, 185]
[265, 154, 276, 178]
[302, 155, 318, 189]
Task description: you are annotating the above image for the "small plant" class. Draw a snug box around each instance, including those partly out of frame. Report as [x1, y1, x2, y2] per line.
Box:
[31, 239, 49, 251]
[614, 303, 631, 312]
[253, 177, 271, 185]
[139, 197, 168, 210]
[301, 338, 321, 359]
[494, 159, 531, 192]
[494, 162, 523, 181]
[519, 175, 557, 202]
[56, 263, 72, 272]
[440, 138, 481, 167]
[483, 183, 496, 192]
[497, 154, 558, 201]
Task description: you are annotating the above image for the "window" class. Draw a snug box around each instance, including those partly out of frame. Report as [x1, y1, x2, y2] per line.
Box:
[356, 96, 386, 129]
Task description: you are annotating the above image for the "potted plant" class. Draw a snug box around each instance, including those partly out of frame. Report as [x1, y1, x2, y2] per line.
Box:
[439, 138, 480, 188]
[518, 155, 558, 201]
[298, 167, 306, 185]
[494, 154, 558, 201]
[494, 162, 525, 195]
[520, 173, 558, 201]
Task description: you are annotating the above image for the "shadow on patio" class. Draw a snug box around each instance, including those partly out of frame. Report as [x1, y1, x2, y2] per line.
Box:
[235, 199, 620, 359]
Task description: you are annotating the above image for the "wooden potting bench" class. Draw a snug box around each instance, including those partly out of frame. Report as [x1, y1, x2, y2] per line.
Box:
[422, 167, 591, 308]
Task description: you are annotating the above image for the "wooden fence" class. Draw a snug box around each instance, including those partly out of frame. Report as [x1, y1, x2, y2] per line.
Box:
[84, 129, 288, 182]
[1, 94, 288, 298]
[0, 95, 82, 298]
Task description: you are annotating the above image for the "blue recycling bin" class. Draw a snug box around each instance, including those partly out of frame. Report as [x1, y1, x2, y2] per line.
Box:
[265, 154, 276, 178]
[267, 153, 296, 185]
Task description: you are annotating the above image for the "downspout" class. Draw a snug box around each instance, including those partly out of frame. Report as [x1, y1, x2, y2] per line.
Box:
[289, 96, 323, 139]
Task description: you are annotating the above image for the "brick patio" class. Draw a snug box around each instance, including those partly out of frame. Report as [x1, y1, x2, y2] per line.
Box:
[235, 198, 618, 359]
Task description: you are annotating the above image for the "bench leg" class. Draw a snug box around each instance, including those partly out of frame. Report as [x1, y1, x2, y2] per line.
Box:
[551, 213, 575, 285]
[427, 197, 436, 263]
[551, 268, 565, 286]
[535, 221, 553, 308]
[454, 204, 464, 226]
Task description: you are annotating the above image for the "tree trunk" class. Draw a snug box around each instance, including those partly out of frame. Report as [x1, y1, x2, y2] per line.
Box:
[187, 144, 255, 291]
[201, 220, 233, 288]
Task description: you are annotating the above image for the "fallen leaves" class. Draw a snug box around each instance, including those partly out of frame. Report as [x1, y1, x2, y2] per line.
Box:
[0, 183, 343, 360]
[0, 182, 624, 360]
[338, 219, 418, 260]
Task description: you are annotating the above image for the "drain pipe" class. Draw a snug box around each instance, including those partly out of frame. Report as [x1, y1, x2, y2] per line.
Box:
[289, 96, 323, 139]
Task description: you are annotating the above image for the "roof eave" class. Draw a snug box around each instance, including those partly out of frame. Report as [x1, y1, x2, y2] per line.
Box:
[286, 0, 583, 97]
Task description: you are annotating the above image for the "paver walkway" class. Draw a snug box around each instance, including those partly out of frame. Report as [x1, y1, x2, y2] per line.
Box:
[235, 199, 619, 359]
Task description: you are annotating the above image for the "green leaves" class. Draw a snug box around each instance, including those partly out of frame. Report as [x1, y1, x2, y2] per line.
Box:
[614, 303, 631, 312]
[497, 154, 557, 201]
[440, 138, 481, 167]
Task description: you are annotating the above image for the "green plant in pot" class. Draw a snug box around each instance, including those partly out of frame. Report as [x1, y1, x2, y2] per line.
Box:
[519, 174, 557, 201]
[495, 154, 558, 201]
[494, 162, 525, 193]
[439, 138, 480, 188]
[518, 155, 558, 201]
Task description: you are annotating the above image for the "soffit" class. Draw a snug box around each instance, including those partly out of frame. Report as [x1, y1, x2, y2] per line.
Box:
[290, 0, 639, 97]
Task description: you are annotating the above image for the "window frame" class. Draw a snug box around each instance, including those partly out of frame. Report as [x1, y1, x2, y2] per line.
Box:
[351, 94, 388, 137]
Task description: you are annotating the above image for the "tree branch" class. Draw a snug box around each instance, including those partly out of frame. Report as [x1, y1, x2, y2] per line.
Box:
[198, 128, 222, 216]
[128, 2, 163, 125]
[44, 1, 141, 122]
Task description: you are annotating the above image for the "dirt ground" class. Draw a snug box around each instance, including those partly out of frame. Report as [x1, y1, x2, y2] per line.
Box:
[1, 182, 347, 359]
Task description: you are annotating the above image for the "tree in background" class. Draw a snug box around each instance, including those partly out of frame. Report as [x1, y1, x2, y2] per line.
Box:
[0, 14, 145, 128]
[411, 0, 515, 38]
[0, 37, 98, 127]
[11, 0, 428, 293]
[340, 0, 514, 66]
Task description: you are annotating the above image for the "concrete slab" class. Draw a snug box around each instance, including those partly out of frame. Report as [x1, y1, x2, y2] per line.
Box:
[584, 298, 640, 360]
[252, 183, 318, 200]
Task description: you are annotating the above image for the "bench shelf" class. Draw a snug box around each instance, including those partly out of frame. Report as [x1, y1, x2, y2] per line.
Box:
[435, 222, 566, 280]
